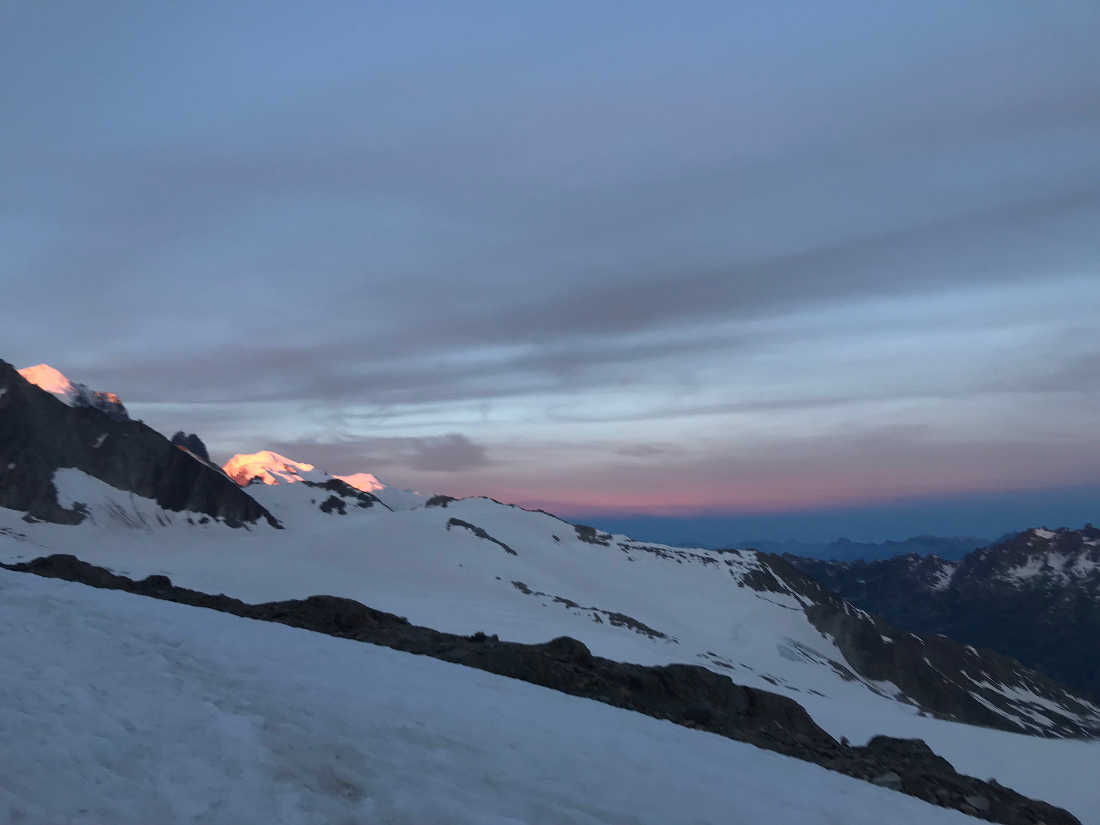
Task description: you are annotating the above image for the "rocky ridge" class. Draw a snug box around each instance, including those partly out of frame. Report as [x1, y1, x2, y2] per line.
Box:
[0, 360, 277, 528]
[749, 552, 1100, 737]
[786, 527, 1100, 700]
[1, 552, 1080, 825]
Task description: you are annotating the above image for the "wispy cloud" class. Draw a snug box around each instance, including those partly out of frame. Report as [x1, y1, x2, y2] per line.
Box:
[4, 1, 1100, 530]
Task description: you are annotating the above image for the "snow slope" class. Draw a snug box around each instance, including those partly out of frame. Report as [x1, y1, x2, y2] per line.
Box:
[1, 483, 1098, 821]
[50, 468, 225, 530]
[0, 567, 979, 825]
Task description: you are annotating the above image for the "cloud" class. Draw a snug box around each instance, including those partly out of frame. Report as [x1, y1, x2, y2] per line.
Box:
[404, 434, 490, 472]
[614, 444, 668, 458]
[4, 1, 1100, 529]
[263, 433, 491, 476]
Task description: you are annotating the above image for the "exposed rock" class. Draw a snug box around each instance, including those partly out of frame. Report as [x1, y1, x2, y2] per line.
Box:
[170, 432, 210, 462]
[967, 795, 992, 813]
[319, 495, 347, 515]
[748, 553, 1100, 738]
[302, 478, 388, 511]
[509, 580, 672, 640]
[0, 360, 278, 528]
[574, 524, 612, 545]
[0, 552, 1082, 825]
[786, 527, 1100, 701]
[446, 517, 518, 555]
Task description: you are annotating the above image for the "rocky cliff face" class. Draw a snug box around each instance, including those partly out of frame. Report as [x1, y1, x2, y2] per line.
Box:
[0, 360, 278, 528]
[745, 553, 1100, 737]
[786, 527, 1100, 700]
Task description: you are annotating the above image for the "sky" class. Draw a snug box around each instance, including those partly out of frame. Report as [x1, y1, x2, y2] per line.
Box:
[4, 1, 1100, 542]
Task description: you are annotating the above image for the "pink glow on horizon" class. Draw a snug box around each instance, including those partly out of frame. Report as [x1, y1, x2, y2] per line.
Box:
[429, 469, 1100, 519]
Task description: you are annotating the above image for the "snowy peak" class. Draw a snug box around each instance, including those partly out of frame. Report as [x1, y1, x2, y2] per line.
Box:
[222, 450, 425, 511]
[332, 472, 384, 493]
[17, 363, 71, 395]
[967, 525, 1100, 588]
[222, 451, 327, 486]
[0, 358, 276, 528]
[787, 524, 1100, 702]
[18, 363, 129, 422]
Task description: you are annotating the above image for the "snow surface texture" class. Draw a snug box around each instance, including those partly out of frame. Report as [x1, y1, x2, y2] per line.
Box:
[1, 473, 1098, 821]
[51, 468, 227, 530]
[0, 568, 980, 825]
[46, 472, 1100, 734]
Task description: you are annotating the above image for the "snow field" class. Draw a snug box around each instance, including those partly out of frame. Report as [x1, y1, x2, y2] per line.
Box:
[0, 569, 980, 825]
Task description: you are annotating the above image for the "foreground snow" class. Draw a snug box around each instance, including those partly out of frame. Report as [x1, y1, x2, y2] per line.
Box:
[3, 490, 1099, 822]
[0, 569, 979, 825]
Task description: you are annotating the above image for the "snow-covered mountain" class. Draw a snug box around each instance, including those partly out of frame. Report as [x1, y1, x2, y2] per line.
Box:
[3, 471, 1099, 729]
[787, 526, 1100, 700]
[0, 565, 1005, 825]
[17, 363, 130, 421]
[2, 499, 1098, 823]
[222, 449, 426, 511]
[3, 355, 1100, 822]
[745, 534, 989, 562]
[223, 450, 330, 486]
[0, 360, 276, 528]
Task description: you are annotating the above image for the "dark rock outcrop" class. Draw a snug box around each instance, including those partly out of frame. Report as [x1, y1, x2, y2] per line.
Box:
[0, 552, 1080, 825]
[170, 431, 210, 462]
[749, 553, 1100, 737]
[446, 517, 518, 555]
[745, 534, 986, 563]
[509, 579, 672, 640]
[575, 524, 612, 545]
[0, 360, 278, 527]
[301, 478, 390, 512]
[786, 527, 1100, 701]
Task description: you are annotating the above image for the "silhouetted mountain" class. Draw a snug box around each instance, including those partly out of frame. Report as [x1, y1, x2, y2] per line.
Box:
[745, 534, 989, 562]
[171, 431, 210, 462]
[787, 526, 1100, 699]
[0, 360, 277, 528]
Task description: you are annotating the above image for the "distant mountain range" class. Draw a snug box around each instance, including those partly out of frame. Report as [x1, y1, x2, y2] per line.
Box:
[787, 526, 1100, 700]
[740, 534, 993, 562]
[2, 359, 1098, 823]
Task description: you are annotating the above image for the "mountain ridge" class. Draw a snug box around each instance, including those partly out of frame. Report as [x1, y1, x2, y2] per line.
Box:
[2, 551, 1080, 825]
[18, 363, 130, 421]
[0, 360, 278, 528]
[3, 353, 1099, 822]
[787, 526, 1100, 699]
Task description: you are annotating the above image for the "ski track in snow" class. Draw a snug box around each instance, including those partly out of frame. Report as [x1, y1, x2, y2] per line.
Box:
[0, 569, 979, 825]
